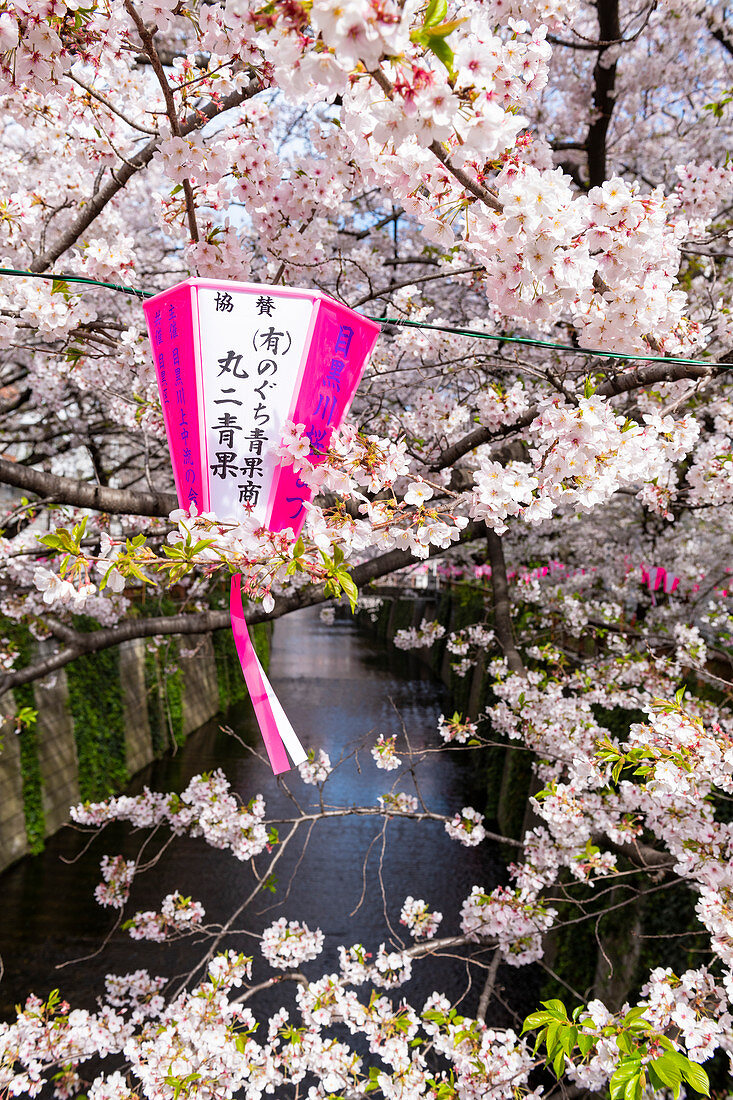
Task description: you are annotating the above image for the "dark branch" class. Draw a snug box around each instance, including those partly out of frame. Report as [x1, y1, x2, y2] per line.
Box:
[0, 522, 490, 696]
[486, 531, 525, 674]
[431, 360, 718, 471]
[0, 456, 178, 517]
[586, 0, 621, 189]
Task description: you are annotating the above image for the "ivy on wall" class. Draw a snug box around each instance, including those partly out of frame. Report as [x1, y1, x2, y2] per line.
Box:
[18, 716, 44, 855]
[2, 621, 45, 853]
[213, 622, 270, 711]
[66, 627, 127, 801]
[3, 599, 270, 859]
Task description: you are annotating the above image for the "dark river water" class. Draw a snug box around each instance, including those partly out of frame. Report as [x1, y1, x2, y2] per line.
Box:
[0, 609, 532, 1027]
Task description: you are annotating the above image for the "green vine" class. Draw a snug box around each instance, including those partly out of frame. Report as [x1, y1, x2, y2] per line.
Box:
[213, 622, 270, 710]
[2, 620, 45, 852]
[18, 714, 45, 855]
[66, 624, 127, 801]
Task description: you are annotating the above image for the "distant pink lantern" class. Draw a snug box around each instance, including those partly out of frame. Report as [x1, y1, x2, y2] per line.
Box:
[143, 279, 380, 773]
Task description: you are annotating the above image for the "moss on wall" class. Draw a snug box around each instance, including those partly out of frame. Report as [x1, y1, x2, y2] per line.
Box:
[18, 720, 44, 855]
[3, 621, 45, 852]
[213, 626, 249, 711]
[66, 641, 127, 801]
[144, 644, 167, 756]
[212, 622, 270, 710]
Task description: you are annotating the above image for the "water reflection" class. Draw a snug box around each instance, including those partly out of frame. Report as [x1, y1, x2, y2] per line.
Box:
[0, 609, 518, 1023]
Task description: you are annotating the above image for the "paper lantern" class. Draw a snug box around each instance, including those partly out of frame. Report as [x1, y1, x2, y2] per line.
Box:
[143, 279, 380, 773]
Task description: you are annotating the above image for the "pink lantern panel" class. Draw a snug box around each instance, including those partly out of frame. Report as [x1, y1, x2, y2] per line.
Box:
[143, 279, 380, 774]
[143, 279, 380, 533]
[144, 282, 206, 513]
[268, 294, 382, 534]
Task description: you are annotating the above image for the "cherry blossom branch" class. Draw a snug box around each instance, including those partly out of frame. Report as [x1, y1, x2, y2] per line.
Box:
[124, 0, 200, 242]
[367, 67, 503, 213]
[432, 358, 719, 470]
[476, 949, 502, 1022]
[0, 521, 491, 696]
[29, 79, 262, 272]
[69, 73, 159, 136]
[263, 806, 521, 850]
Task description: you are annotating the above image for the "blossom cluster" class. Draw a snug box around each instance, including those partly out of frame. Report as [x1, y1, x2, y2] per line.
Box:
[72, 771, 270, 863]
[125, 893, 206, 943]
[399, 896, 443, 940]
[260, 918, 325, 970]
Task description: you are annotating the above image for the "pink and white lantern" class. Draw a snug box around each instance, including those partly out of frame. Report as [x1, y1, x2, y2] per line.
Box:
[143, 279, 380, 774]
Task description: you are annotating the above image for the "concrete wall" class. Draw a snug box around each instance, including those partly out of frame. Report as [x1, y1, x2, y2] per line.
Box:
[0, 634, 225, 873]
[35, 668, 81, 836]
[180, 634, 220, 737]
[120, 639, 154, 776]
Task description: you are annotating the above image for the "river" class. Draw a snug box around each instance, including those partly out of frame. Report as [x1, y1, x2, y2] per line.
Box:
[0, 608, 528, 1026]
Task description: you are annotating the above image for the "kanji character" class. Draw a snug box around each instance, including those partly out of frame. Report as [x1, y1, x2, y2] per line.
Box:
[240, 456, 263, 479]
[314, 391, 336, 424]
[217, 350, 248, 379]
[255, 326, 291, 355]
[210, 452, 239, 479]
[214, 411, 241, 448]
[334, 325, 353, 357]
[214, 291, 234, 312]
[239, 483, 260, 506]
[244, 429, 266, 455]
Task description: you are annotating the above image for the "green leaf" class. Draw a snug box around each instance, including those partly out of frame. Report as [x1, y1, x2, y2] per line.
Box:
[624, 1070, 645, 1100]
[647, 1053, 682, 1093]
[423, 18, 464, 37]
[425, 34, 454, 72]
[552, 1045, 566, 1078]
[680, 1059, 710, 1096]
[545, 1021, 560, 1058]
[622, 1006, 648, 1024]
[522, 1012, 557, 1032]
[617, 1032, 635, 1056]
[609, 1058, 642, 1100]
[339, 571, 358, 612]
[541, 999, 569, 1020]
[423, 0, 447, 27]
[577, 1032, 595, 1057]
[559, 1025, 577, 1056]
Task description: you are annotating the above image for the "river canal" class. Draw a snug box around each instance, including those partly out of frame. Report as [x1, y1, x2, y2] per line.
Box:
[0, 608, 527, 1025]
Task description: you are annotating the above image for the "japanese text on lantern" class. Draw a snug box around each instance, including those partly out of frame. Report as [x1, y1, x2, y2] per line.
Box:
[272, 316, 357, 529]
[195, 287, 315, 525]
[149, 296, 201, 509]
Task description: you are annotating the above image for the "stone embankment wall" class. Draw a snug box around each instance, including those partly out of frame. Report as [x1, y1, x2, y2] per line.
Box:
[0, 625, 266, 873]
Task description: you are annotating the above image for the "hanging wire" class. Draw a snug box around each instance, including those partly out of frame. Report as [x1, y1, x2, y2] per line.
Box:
[0, 268, 153, 300]
[0, 266, 728, 370]
[372, 317, 728, 371]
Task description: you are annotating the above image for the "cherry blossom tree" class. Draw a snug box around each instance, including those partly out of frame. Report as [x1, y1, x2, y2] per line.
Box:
[1, 0, 733, 1096]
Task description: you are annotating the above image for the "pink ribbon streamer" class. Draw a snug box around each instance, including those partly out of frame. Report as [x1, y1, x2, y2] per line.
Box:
[229, 574, 291, 775]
